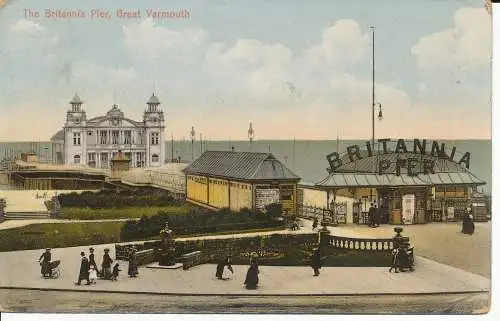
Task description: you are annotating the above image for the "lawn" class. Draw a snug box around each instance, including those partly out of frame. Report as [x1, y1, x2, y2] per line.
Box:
[0, 221, 125, 252]
[59, 205, 190, 220]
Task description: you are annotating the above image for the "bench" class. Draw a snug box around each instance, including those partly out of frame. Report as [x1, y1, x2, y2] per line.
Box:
[180, 251, 202, 270]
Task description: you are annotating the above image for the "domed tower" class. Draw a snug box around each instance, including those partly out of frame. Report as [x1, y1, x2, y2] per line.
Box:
[143, 93, 165, 167]
[64, 93, 87, 165]
[66, 93, 87, 125]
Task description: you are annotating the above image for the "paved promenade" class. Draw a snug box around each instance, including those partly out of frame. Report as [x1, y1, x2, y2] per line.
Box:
[0, 238, 490, 296]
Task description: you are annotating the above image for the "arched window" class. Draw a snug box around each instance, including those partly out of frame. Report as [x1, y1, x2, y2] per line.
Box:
[152, 154, 159, 163]
[73, 155, 81, 164]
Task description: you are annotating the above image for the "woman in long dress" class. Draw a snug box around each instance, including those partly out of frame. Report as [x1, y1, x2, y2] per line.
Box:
[128, 248, 139, 277]
[244, 256, 259, 290]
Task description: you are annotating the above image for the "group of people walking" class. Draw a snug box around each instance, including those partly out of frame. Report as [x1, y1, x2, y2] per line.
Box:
[75, 247, 137, 285]
[215, 249, 324, 290]
[215, 254, 260, 290]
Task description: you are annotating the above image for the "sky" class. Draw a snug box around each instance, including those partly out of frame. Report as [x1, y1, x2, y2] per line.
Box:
[0, 0, 492, 141]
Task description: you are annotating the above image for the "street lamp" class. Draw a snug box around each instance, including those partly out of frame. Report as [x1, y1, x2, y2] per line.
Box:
[190, 126, 195, 161]
[248, 122, 255, 150]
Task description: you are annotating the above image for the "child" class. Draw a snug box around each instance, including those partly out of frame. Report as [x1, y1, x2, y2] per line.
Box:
[110, 263, 121, 281]
[89, 266, 98, 284]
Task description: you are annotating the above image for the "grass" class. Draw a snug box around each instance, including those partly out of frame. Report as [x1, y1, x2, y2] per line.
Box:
[59, 205, 190, 220]
[0, 221, 287, 252]
[0, 222, 125, 252]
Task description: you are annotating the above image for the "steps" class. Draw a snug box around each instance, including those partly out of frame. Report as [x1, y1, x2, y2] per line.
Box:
[4, 212, 50, 220]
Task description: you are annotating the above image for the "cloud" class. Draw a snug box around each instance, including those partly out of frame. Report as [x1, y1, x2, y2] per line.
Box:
[9, 19, 44, 34]
[0, 10, 490, 141]
[304, 19, 370, 67]
[4, 19, 58, 52]
[123, 19, 209, 61]
[411, 7, 491, 75]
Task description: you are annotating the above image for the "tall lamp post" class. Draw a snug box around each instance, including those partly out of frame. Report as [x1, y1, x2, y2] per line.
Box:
[370, 26, 384, 202]
[190, 126, 195, 161]
[248, 122, 255, 150]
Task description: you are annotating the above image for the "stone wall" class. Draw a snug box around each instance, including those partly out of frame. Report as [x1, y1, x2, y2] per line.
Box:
[115, 232, 395, 267]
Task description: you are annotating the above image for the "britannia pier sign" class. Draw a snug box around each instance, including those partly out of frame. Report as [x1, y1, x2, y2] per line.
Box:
[326, 139, 471, 176]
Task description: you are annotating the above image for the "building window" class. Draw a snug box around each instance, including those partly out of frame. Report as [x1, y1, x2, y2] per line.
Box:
[124, 130, 132, 145]
[136, 152, 144, 167]
[112, 130, 119, 145]
[73, 133, 81, 145]
[73, 155, 81, 164]
[100, 131, 108, 144]
[152, 154, 159, 163]
[151, 132, 159, 145]
[88, 153, 96, 161]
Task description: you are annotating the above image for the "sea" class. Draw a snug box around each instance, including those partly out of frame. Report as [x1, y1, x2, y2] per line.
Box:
[0, 139, 492, 193]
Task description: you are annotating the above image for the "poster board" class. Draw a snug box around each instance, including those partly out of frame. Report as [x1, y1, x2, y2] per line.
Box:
[402, 194, 415, 224]
[255, 188, 280, 210]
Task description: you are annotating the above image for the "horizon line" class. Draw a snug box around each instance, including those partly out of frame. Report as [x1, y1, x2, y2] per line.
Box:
[0, 137, 493, 143]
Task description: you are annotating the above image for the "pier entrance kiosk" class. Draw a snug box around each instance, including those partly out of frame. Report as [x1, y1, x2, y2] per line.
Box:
[313, 139, 487, 224]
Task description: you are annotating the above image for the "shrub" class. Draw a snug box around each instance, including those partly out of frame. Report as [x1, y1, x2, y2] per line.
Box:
[265, 203, 283, 218]
[120, 207, 285, 241]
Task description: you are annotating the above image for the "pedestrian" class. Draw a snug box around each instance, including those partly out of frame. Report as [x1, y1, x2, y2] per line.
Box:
[75, 252, 90, 285]
[312, 217, 318, 231]
[38, 248, 52, 277]
[374, 204, 380, 227]
[110, 263, 121, 281]
[215, 255, 233, 280]
[89, 266, 98, 284]
[128, 247, 139, 278]
[311, 248, 322, 276]
[368, 203, 375, 227]
[89, 247, 100, 275]
[462, 209, 475, 235]
[101, 248, 113, 280]
[244, 254, 259, 289]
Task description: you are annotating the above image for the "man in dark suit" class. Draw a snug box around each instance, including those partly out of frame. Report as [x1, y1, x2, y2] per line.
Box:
[89, 247, 99, 275]
[76, 252, 90, 285]
[368, 203, 375, 227]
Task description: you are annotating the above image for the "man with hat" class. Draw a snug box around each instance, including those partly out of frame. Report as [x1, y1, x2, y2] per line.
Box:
[89, 247, 99, 275]
[101, 248, 113, 280]
[76, 251, 90, 285]
[38, 248, 52, 277]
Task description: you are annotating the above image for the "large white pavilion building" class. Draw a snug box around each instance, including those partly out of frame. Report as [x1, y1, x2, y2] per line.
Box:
[54, 93, 165, 168]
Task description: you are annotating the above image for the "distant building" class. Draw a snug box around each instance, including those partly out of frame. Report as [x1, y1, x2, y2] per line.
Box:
[20, 152, 39, 163]
[57, 93, 165, 168]
[183, 151, 301, 214]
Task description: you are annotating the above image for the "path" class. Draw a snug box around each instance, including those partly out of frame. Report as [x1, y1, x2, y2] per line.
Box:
[0, 218, 135, 230]
[0, 242, 490, 296]
[337, 222, 492, 278]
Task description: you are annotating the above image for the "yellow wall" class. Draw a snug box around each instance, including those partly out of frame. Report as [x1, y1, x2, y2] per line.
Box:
[208, 178, 229, 209]
[280, 184, 296, 215]
[229, 181, 252, 211]
[186, 175, 208, 204]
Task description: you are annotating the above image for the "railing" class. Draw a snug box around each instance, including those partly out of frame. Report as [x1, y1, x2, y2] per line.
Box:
[329, 235, 395, 251]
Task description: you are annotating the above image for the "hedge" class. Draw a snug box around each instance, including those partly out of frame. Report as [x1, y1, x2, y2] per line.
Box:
[121, 207, 284, 241]
[57, 188, 182, 209]
[59, 205, 190, 220]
